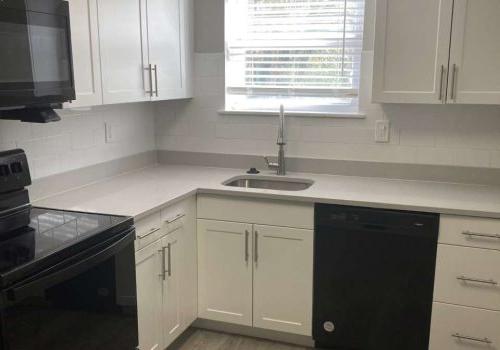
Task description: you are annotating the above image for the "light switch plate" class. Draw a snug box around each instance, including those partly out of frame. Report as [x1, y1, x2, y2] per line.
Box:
[375, 120, 390, 143]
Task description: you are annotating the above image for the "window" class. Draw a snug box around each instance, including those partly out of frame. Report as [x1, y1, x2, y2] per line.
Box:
[225, 0, 365, 114]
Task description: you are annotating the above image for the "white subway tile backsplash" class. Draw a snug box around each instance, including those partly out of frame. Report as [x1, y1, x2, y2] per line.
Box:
[0, 103, 155, 180]
[154, 52, 500, 169]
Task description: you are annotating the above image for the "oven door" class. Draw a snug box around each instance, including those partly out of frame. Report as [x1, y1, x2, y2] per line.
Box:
[0, 1, 75, 107]
[0, 228, 138, 350]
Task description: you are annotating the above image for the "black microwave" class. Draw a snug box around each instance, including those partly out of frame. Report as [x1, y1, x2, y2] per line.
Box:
[0, 0, 75, 122]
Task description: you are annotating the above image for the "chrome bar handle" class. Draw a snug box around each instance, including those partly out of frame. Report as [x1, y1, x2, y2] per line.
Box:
[450, 64, 457, 101]
[438, 65, 445, 101]
[452, 333, 493, 345]
[462, 230, 500, 240]
[245, 230, 249, 262]
[154, 64, 159, 97]
[457, 275, 498, 286]
[254, 230, 259, 263]
[137, 227, 160, 239]
[145, 64, 153, 97]
[166, 242, 172, 277]
[165, 214, 185, 225]
[159, 246, 166, 280]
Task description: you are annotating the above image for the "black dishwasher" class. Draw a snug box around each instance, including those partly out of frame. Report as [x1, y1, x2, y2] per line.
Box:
[313, 204, 439, 350]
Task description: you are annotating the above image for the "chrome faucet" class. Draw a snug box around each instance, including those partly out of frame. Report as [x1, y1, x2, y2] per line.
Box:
[264, 105, 286, 176]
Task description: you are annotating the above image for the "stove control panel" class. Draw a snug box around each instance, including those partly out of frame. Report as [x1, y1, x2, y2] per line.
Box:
[0, 149, 31, 193]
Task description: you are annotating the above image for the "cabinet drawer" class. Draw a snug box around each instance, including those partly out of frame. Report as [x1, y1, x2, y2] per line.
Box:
[429, 302, 500, 350]
[440, 215, 500, 250]
[434, 244, 500, 310]
[161, 199, 190, 234]
[197, 195, 313, 229]
[135, 211, 163, 251]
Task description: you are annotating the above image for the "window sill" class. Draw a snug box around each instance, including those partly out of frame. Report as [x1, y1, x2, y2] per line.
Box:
[218, 109, 366, 119]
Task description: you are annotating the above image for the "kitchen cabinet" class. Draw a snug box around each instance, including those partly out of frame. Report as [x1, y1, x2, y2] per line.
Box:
[135, 196, 197, 350]
[373, 0, 453, 104]
[97, 0, 149, 104]
[196, 195, 314, 336]
[197, 219, 253, 326]
[147, 0, 183, 100]
[161, 229, 182, 346]
[448, 0, 500, 104]
[429, 303, 500, 350]
[65, 0, 103, 108]
[135, 238, 163, 350]
[253, 224, 313, 336]
[373, 0, 500, 104]
[197, 220, 314, 335]
[96, 0, 193, 105]
[430, 214, 500, 350]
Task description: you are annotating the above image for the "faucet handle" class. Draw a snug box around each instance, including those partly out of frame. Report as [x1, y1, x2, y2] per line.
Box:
[264, 156, 279, 170]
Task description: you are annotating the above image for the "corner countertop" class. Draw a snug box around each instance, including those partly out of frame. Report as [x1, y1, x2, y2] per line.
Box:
[33, 164, 500, 220]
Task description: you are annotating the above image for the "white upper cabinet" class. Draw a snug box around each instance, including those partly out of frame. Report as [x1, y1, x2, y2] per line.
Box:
[65, 0, 103, 108]
[373, 0, 500, 105]
[147, 0, 183, 100]
[448, 0, 500, 104]
[97, 0, 150, 104]
[373, 0, 453, 104]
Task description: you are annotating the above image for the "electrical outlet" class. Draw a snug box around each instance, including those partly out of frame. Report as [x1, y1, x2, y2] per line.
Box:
[375, 120, 390, 143]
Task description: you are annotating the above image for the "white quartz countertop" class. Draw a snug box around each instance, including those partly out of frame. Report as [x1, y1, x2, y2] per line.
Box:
[33, 164, 500, 220]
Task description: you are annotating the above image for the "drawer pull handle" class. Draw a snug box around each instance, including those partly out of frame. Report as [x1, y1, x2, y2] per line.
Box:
[452, 333, 493, 345]
[457, 275, 498, 286]
[462, 230, 500, 240]
[137, 227, 161, 239]
[165, 214, 185, 224]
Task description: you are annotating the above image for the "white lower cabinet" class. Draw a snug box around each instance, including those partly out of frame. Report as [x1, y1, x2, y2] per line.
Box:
[161, 230, 182, 346]
[429, 302, 500, 350]
[197, 219, 253, 326]
[197, 217, 314, 336]
[253, 225, 313, 336]
[135, 196, 197, 350]
[136, 239, 163, 350]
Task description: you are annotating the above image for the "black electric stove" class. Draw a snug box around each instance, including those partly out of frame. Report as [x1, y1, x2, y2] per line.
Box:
[0, 149, 138, 350]
[0, 207, 133, 288]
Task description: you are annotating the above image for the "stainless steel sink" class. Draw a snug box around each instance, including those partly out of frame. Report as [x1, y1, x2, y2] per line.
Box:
[223, 176, 313, 191]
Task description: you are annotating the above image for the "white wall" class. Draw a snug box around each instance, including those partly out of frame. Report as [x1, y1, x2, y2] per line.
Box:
[155, 0, 500, 169]
[0, 103, 156, 179]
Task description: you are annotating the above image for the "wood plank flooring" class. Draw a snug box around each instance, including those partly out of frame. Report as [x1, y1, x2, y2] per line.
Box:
[171, 329, 312, 350]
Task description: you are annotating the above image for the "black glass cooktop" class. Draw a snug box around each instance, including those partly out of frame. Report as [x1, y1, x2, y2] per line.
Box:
[0, 207, 133, 287]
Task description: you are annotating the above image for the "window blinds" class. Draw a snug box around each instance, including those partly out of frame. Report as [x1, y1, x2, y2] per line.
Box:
[225, 0, 365, 112]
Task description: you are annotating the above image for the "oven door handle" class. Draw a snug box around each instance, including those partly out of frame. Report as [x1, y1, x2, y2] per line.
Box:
[6, 228, 135, 302]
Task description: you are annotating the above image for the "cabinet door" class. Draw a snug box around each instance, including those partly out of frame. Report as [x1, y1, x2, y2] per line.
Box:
[373, 0, 453, 103]
[135, 240, 163, 350]
[448, 0, 500, 104]
[146, 0, 183, 100]
[253, 225, 313, 336]
[97, 0, 150, 104]
[161, 230, 182, 348]
[65, 0, 102, 108]
[197, 219, 253, 326]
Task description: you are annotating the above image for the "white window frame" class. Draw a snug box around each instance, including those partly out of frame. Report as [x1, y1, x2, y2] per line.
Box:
[223, 0, 366, 117]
